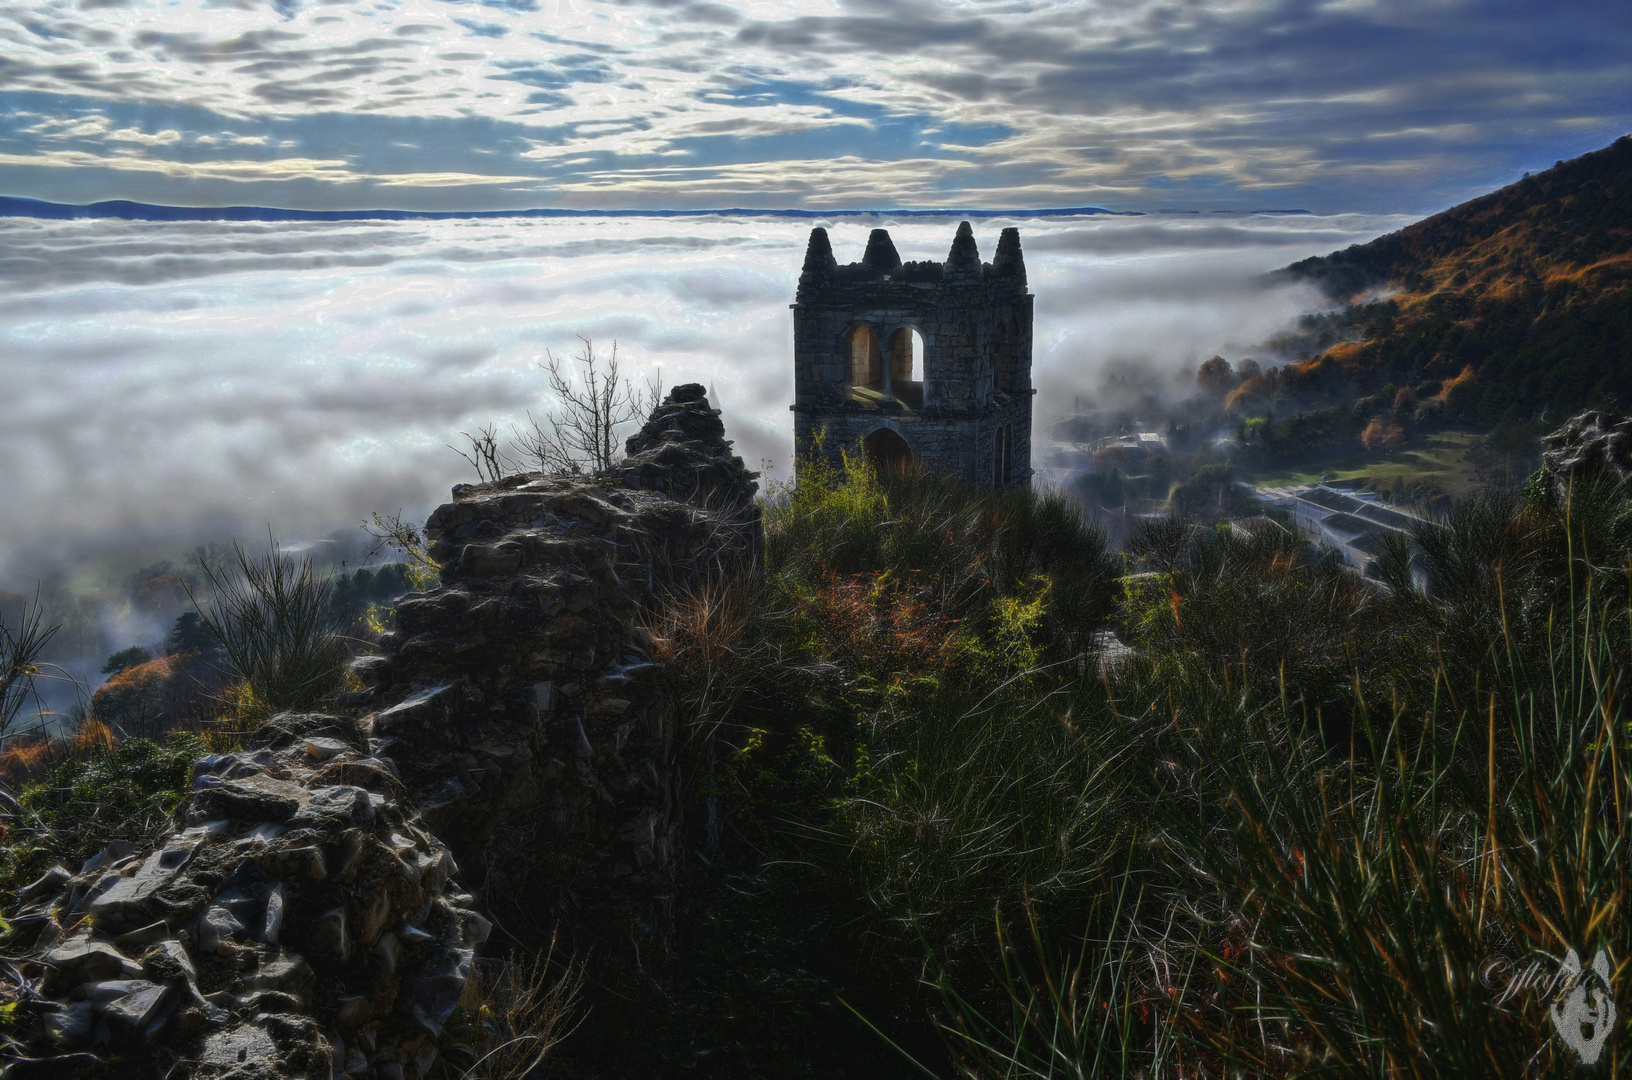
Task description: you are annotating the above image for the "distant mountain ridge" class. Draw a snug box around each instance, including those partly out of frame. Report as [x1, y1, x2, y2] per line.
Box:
[1281, 134, 1632, 422]
[0, 196, 1133, 223]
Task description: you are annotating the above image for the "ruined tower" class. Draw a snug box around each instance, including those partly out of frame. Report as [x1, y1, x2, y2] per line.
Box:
[790, 222, 1034, 490]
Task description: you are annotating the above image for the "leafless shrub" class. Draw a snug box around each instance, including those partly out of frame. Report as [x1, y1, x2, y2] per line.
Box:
[513, 337, 658, 476]
[451, 424, 514, 484]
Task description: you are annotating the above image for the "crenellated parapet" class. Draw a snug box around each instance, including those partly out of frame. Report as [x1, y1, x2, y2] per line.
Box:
[794, 223, 1029, 305]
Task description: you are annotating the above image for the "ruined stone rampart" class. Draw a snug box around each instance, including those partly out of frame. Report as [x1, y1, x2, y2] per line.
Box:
[359, 384, 758, 941]
[9, 712, 487, 1080]
[6, 386, 760, 1078]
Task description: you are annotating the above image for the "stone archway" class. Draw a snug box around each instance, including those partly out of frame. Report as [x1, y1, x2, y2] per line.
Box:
[864, 426, 912, 472]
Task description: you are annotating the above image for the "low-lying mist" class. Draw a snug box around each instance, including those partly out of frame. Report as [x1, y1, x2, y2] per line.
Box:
[1, 208, 1405, 688]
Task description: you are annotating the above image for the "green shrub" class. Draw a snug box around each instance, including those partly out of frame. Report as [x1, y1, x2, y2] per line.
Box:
[2, 733, 205, 906]
[767, 451, 1118, 670]
[195, 539, 352, 725]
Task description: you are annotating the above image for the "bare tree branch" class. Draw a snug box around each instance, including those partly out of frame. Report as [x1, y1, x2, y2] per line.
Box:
[513, 338, 658, 476]
[361, 510, 441, 592]
[449, 423, 513, 484]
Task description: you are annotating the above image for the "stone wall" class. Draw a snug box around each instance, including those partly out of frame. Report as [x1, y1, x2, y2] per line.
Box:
[9, 712, 487, 1080]
[6, 386, 760, 1078]
[357, 385, 758, 945]
[795, 397, 1032, 492]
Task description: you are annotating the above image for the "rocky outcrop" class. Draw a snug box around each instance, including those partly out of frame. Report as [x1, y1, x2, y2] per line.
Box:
[8, 712, 486, 1079]
[355, 384, 759, 943]
[1542, 409, 1632, 493]
[5, 385, 760, 1077]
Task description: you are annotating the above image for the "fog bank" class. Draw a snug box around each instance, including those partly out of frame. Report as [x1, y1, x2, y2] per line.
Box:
[1, 210, 1404, 591]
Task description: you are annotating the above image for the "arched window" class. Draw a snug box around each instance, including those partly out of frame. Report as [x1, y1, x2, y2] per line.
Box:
[888, 328, 926, 386]
[994, 319, 1020, 395]
[886, 327, 926, 407]
[849, 326, 881, 389]
[994, 426, 1005, 487]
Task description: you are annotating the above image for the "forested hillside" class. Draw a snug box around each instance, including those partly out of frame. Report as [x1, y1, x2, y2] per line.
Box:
[1282, 134, 1632, 423]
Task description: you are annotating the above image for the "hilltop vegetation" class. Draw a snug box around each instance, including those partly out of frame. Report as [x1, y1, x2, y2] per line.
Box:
[1058, 138, 1632, 526]
[664, 446, 1632, 1077]
[3, 423, 1631, 1076]
[1280, 133, 1632, 423]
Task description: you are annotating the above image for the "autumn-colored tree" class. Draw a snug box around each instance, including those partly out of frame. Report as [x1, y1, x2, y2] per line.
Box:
[1196, 355, 1236, 396]
[1361, 419, 1407, 454]
[1441, 363, 1479, 418]
[1224, 374, 1273, 417]
[89, 654, 214, 740]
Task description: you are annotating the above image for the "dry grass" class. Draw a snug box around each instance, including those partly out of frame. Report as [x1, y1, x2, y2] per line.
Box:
[459, 937, 585, 1080]
[0, 735, 55, 787]
[645, 577, 786, 815]
[647, 578, 757, 728]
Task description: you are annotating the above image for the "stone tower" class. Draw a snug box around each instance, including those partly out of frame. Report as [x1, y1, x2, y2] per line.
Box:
[790, 221, 1034, 490]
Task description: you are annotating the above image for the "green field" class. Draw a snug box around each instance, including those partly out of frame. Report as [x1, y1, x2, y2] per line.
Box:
[1246, 429, 1490, 503]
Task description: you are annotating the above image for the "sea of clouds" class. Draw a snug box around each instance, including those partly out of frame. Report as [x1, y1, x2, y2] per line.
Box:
[0, 209, 1407, 590]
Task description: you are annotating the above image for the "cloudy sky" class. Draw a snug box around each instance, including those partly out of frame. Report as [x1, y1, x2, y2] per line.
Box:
[3, 0, 1629, 679]
[2, 0, 1628, 213]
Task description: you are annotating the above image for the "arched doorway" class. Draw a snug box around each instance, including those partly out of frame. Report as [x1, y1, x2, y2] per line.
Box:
[864, 427, 911, 473]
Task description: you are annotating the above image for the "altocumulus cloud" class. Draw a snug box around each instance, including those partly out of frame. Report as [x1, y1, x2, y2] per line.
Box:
[0, 0, 1626, 212]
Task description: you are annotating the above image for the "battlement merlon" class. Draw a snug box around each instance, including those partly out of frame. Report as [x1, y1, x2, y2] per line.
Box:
[794, 223, 1029, 306]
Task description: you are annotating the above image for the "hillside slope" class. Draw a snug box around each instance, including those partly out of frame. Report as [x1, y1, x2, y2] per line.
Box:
[1282, 134, 1632, 423]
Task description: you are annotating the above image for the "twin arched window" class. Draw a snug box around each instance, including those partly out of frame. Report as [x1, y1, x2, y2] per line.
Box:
[847, 326, 924, 392]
